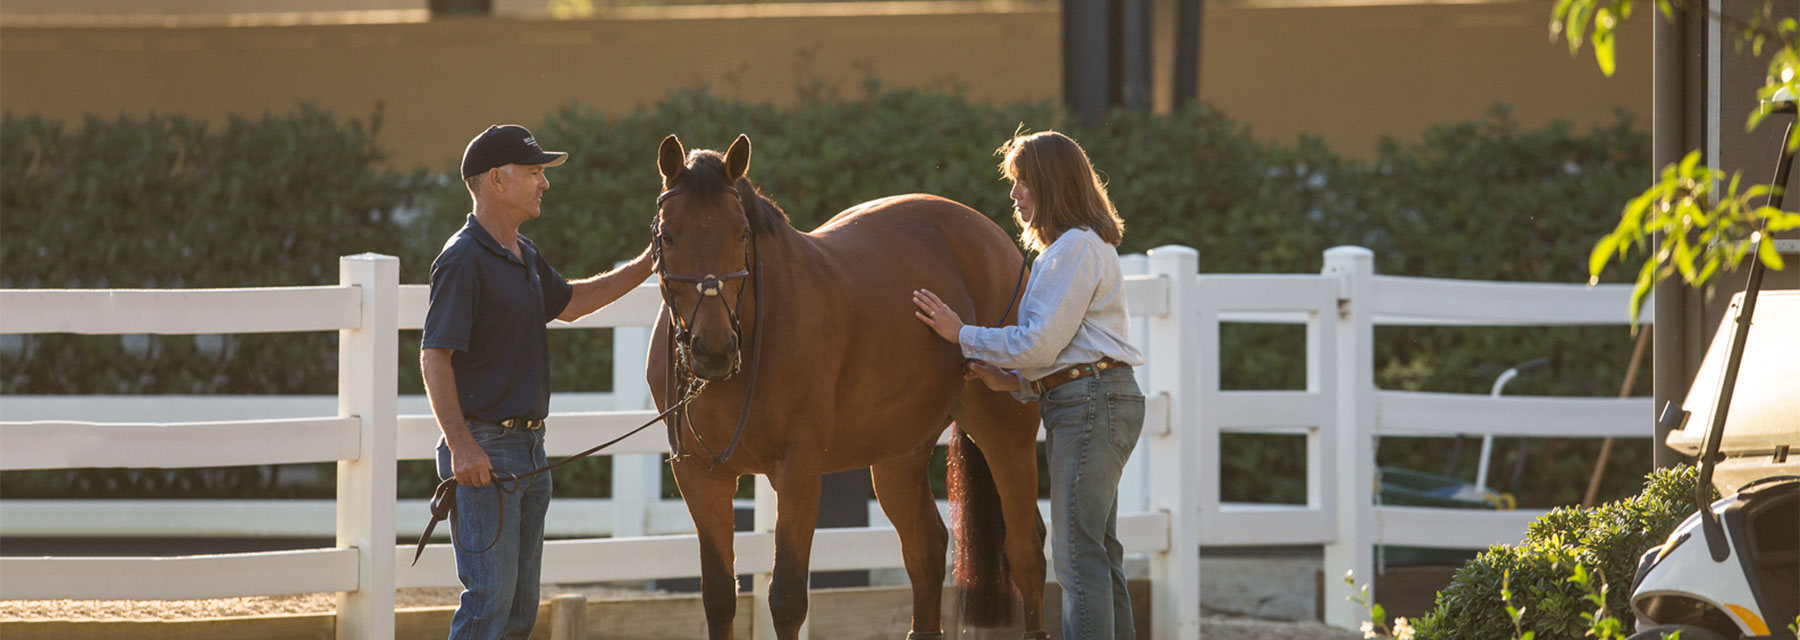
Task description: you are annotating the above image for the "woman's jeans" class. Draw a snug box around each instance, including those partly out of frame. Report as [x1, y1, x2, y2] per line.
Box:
[1039, 365, 1145, 640]
[435, 419, 552, 640]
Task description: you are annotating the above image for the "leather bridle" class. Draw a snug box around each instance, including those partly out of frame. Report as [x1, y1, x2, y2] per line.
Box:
[653, 184, 766, 469]
[652, 186, 752, 381]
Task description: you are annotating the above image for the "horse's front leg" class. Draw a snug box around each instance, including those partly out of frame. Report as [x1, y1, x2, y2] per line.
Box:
[674, 461, 743, 640]
[767, 469, 823, 640]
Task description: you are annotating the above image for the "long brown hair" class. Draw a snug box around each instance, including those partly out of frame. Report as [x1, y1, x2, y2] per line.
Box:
[996, 130, 1123, 252]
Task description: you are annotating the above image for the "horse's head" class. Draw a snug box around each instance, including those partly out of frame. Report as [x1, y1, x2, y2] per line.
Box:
[653, 133, 755, 381]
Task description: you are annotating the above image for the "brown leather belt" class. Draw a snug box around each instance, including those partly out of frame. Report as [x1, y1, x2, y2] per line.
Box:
[1029, 357, 1129, 395]
[500, 417, 544, 430]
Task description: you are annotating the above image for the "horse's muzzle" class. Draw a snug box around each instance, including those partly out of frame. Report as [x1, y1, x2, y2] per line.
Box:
[686, 335, 741, 381]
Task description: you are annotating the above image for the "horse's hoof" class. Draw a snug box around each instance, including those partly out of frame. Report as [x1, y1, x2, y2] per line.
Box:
[905, 632, 945, 640]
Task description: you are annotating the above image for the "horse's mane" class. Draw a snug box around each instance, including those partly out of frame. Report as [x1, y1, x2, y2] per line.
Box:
[735, 177, 790, 235]
[679, 149, 790, 235]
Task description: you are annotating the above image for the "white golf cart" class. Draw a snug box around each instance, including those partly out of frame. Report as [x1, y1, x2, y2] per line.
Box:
[1624, 89, 1800, 639]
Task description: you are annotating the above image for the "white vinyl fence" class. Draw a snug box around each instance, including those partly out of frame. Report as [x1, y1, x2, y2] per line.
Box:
[0, 245, 1653, 637]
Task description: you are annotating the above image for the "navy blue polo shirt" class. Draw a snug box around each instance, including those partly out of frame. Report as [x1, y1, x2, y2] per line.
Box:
[422, 214, 573, 424]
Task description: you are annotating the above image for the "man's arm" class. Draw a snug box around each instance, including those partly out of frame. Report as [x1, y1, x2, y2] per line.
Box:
[422, 347, 491, 487]
[558, 245, 654, 322]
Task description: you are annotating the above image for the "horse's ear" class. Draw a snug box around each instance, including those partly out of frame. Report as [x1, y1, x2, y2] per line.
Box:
[724, 134, 751, 182]
[658, 134, 686, 184]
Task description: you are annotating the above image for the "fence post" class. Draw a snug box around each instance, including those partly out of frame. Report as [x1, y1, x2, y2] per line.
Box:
[1118, 254, 1151, 515]
[1321, 246, 1375, 630]
[337, 254, 397, 640]
[1145, 245, 1201, 640]
[612, 275, 660, 539]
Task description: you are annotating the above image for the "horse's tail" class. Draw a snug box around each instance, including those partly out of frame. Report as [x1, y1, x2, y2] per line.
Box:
[948, 422, 1016, 626]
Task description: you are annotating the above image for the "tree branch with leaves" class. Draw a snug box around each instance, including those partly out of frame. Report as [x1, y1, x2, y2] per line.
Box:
[1552, 0, 1800, 327]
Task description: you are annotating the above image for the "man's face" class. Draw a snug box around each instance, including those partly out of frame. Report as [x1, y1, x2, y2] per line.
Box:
[499, 163, 551, 220]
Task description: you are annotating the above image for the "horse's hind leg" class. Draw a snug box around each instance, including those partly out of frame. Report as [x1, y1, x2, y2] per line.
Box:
[871, 446, 949, 636]
[956, 382, 1049, 636]
[673, 461, 743, 640]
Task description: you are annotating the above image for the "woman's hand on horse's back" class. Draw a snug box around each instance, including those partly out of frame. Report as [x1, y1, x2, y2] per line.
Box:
[912, 288, 964, 344]
[966, 360, 1020, 392]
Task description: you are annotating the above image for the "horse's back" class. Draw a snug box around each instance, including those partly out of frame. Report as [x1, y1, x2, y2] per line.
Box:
[812, 194, 1020, 288]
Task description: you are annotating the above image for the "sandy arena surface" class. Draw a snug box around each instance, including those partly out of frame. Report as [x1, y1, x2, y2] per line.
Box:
[0, 584, 656, 621]
[1, 588, 1364, 639]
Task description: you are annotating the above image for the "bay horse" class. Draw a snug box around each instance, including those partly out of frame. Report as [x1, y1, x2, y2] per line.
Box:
[646, 133, 1048, 640]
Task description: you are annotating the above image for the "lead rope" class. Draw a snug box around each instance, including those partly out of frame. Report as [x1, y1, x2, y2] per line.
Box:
[999, 258, 1028, 325]
[412, 382, 707, 565]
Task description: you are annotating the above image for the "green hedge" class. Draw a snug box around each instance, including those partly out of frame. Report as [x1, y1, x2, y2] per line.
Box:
[1413, 465, 1706, 639]
[1, 85, 1650, 505]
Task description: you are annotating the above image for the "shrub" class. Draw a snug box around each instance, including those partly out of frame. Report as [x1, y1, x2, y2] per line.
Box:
[1412, 465, 1707, 640]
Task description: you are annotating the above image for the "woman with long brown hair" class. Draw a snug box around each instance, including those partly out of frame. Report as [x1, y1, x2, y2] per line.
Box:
[913, 130, 1146, 640]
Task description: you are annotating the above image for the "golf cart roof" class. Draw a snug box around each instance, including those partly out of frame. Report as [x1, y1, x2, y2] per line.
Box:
[1664, 289, 1800, 493]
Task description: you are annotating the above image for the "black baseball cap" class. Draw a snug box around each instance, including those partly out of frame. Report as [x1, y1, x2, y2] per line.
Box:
[460, 124, 568, 178]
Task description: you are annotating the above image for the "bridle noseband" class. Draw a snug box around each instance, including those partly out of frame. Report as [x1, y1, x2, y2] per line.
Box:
[653, 184, 766, 469]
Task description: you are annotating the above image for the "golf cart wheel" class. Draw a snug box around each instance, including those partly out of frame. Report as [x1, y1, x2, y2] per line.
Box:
[1626, 624, 1734, 640]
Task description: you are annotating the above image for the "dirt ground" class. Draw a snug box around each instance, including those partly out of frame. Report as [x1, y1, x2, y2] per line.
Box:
[1, 587, 1364, 639]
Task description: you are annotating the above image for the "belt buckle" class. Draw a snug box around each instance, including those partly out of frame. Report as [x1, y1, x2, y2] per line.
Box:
[504, 417, 542, 430]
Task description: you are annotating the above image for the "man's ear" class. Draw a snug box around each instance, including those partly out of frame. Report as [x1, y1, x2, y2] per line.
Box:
[488, 165, 510, 192]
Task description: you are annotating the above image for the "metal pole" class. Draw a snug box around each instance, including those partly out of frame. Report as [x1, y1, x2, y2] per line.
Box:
[1650, 1, 1692, 470]
[1172, 0, 1203, 107]
[1064, 0, 1112, 124]
[1122, 0, 1155, 110]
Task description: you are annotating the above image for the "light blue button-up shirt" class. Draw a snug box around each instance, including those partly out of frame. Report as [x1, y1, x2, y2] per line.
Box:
[958, 227, 1145, 399]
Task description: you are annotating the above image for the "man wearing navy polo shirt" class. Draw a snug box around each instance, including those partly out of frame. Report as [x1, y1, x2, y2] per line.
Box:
[422, 124, 653, 640]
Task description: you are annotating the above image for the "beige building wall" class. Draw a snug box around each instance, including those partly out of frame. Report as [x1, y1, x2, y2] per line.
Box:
[0, 1, 1650, 171]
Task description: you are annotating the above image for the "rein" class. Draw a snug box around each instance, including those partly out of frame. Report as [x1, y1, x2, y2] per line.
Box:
[410, 383, 706, 566]
[653, 185, 767, 470]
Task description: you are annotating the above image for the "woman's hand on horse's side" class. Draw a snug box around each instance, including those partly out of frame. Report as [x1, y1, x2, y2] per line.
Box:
[912, 288, 964, 344]
[450, 444, 493, 487]
[965, 360, 1019, 391]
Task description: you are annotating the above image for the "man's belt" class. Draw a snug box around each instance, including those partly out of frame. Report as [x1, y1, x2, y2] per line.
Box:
[500, 417, 544, 430]
[1028, 357, 1129, 395]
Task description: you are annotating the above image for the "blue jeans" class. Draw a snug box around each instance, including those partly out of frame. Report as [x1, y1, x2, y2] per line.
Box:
[435, 419, 552, 640]
[1039, 366, 1144, 640]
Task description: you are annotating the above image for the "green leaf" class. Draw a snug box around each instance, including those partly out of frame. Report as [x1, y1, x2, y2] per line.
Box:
[1593, 8, 1617, 76]
[1678, 150, 1701, 177]
[1761, 208, 1800, 231]
[1551, 0, 1577, 37]
[1629, 259, 1655, 332]
[1568, 2, 1593, 50]
[1590, 234, 1620, 276]
[1697, 254, 1721, 284]
[1757, 235, 1787, 270]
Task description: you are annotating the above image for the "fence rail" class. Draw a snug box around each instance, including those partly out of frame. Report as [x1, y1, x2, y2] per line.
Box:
[0, 245, 1654, 638]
